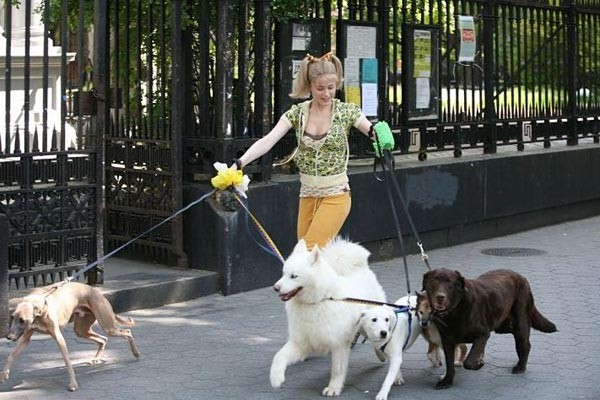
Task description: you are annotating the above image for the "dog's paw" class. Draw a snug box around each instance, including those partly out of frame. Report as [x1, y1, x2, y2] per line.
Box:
[89, 358, 106, 366]
[322, 386, 341, 397]
[375, 391, 389, 400]
[464, 359, 485, 370]
[435, 376, 453, 390]
[428, 358, 442, 368]
[1, 369, 9, 383]
[512, 364, 526, 374]
[68, 381, 79, 392]
[270, 372, 285, 389]
[394, 375, 405, 386]
[454, 361, 463, 367]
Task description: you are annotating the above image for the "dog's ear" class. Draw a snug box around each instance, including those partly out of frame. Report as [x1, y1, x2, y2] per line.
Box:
[308, 245, 321, 266]
[355, 312, 368, 337]
[29, 296, 46, 317]
[33, 305, 44, 317]
[356, 311, 366, 325]
[292, 239, 308, 254]
[422, 270, 433, 291]
[454, 270, 466, 291]
[416, 290, 425, 302]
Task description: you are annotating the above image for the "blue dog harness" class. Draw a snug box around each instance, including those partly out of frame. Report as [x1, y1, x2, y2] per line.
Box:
[379, 305, 412, 353]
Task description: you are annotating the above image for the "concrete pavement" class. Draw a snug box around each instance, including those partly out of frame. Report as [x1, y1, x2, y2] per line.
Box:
[1, 215, 599, 400]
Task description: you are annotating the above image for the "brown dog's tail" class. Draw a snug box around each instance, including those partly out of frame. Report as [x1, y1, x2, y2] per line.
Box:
[531, 307, 556, 333]
[116, 315, 136, 327]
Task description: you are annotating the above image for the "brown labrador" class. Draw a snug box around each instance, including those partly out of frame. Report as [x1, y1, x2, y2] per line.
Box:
[422, 268, 556, 389]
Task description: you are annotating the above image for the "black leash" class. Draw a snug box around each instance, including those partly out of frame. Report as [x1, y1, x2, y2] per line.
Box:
[373, 136, 432, 295]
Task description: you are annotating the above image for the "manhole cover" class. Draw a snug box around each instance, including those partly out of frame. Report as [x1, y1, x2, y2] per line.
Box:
[481, 247, 547, 257]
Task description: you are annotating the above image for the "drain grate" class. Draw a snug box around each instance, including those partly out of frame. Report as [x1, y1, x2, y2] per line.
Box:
[481, 247, 547, 257]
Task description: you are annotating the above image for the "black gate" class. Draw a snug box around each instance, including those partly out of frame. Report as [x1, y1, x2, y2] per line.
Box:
[1, 0, 102, 288]
[102, 0, 185, 266]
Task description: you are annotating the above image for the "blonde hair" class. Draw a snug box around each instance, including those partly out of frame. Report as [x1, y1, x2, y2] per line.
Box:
[289, 52, 344, 99]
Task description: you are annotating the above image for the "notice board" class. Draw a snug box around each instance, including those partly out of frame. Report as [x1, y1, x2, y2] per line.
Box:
[274, 19, 328, 117]
[401, 24, 440, 125]
[337, 20, 381, 118]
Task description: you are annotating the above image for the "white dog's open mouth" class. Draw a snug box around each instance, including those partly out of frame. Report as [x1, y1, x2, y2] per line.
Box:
[279, 287, 302, 301]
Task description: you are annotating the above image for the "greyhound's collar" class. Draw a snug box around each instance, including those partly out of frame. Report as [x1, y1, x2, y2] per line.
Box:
[379, 306, 412, 353]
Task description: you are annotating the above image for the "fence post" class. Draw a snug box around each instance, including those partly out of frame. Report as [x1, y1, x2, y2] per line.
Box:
[565, 0, 578, 146]
[482, 0, 497, 154]
[215, 0, 235, 165]
[0, 214, 9, 337]
[91, 0, 109, 285]
[171, 0, 188, 268]
[254, 0, 273, 181]
[378, 0, 390, 122]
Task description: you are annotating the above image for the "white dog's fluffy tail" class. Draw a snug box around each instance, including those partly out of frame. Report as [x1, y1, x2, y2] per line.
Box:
[321, 237, 371, 276]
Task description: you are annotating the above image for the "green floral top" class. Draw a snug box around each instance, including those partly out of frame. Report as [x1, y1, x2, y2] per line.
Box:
[282, 99, 363, 178]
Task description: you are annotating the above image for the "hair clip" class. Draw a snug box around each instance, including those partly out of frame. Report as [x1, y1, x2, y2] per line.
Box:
[320, 51, 333, 62]
[306, 53, 317, 63]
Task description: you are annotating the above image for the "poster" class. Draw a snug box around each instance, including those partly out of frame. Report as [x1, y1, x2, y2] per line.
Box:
[292, 59, 303, 78]
[413, 30, 432, 78]
[458, 16, 476, 62]
[292, 22, 311, 51]
[344, 58, 360, 86]
[361, 58, 378, 84]
[345, 25, 377, 59]
[416, 78, 430, 109]
[361, 83, 378, 116]
[345, 86, 361, 106]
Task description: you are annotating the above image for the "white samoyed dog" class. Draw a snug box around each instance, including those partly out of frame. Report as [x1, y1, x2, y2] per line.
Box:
[270, 237, 386, 397]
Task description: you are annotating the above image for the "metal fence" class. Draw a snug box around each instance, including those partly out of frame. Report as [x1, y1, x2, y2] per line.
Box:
[1, 0, 102, 288]
[184, 0, 600, 174]
[3, 0, 600, 278]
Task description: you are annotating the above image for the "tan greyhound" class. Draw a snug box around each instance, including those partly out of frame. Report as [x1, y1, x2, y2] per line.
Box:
[2, 281, 140, 391]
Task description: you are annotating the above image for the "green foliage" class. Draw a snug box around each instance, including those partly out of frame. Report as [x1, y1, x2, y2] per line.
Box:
[271, 0, 316, 22]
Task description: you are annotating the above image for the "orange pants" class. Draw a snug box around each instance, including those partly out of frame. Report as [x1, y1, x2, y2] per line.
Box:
[297, 192, 351, 250]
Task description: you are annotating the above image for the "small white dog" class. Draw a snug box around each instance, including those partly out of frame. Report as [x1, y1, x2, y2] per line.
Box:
[357, 295, 423, 400]
[358, 294, 470, 400]
[270, 238, 386, 397]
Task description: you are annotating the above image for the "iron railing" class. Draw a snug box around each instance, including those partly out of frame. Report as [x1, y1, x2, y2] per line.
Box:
[3, 0, 600, 276]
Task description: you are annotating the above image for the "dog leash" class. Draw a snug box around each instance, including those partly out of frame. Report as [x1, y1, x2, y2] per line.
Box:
[53, 189, 217, 287]
[232, 191, 285, 264]
[373, 132, 432, 295]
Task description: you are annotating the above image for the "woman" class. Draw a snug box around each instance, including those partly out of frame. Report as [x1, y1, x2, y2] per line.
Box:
[234, 52, 390, 250]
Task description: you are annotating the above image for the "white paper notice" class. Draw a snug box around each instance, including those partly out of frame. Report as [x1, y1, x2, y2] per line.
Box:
[361, 83, 378, 116]
[292, 59, 303, 78]
[416, 78, 430, 109]
[292, 37, 308, 51]
[344, 58, 360, 86]
[458, 16, 476, 62]
[346, 25, 377, 59]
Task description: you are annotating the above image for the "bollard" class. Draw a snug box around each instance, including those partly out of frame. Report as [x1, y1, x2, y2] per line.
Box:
[0, 214, 8, 337]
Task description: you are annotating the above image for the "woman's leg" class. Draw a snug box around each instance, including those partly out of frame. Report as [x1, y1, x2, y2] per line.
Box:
[297, 192, 351, 250]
